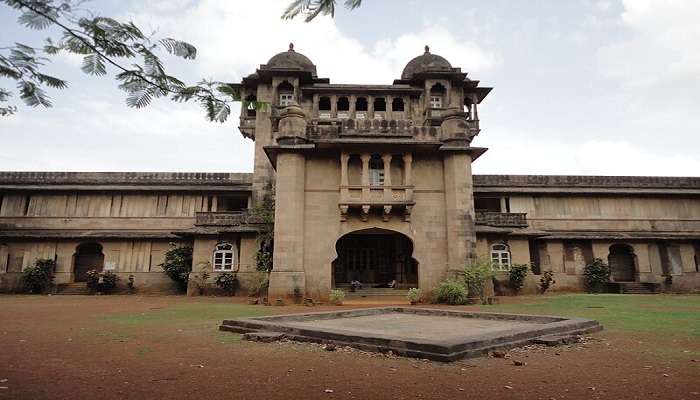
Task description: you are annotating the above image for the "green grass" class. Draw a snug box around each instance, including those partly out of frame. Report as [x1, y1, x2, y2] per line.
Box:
[477, 294, 700, 338]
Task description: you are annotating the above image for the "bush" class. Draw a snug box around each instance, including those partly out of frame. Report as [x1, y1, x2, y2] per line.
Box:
[508, 264, 529, 294]
[463, 258, 495, 303]
[539, 270, 556, 294]
[159, 244, 193, 292]
[247, 271, 269, 297]
[21, 258, 55, 293]
[85, 269, 100, 293]
[329, 289, 345, 305]
[407, 287, 422, 304]
[215, 272, 239, 296]
[101, 271, 119, 293]
[584, 258, 611, 293]
[433, 279, 468, 305]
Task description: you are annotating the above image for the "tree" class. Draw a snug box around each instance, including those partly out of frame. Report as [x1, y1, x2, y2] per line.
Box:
[282, 0, 363, 22]
[0, 0, 243, 119]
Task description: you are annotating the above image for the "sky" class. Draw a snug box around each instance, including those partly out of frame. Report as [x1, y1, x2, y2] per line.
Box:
[1, 0, 699, 176]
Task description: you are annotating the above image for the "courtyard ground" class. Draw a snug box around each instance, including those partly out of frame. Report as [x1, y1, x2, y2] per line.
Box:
[0, 294, 698, 399]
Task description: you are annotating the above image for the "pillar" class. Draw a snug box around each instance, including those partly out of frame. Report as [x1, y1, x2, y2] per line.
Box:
[443, 152, 476, 275]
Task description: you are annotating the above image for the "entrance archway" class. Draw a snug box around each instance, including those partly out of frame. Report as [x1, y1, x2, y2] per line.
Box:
[608, 244, 636, 282]
[332, 228, 418, 289]
[73, 242, 104, 282]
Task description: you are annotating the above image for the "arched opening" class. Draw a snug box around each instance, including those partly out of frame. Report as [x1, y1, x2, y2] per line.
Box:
[373, 97, 386, 112]
[391, 97, 404, 112]
[318, 96, 331, 118]
[368, 154, 384, 186]
[337, 97, 349, 111]
[73, 242, 104, 282]
[277, 81, 294, 106]
[332, 228, 418, 290]
[355, 97, 368, 111]
[608, 244, 636, 282]
[244, 94, 257, 118]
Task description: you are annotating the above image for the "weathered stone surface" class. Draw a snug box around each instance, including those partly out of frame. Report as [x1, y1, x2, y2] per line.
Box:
[242, 332, 285, 343]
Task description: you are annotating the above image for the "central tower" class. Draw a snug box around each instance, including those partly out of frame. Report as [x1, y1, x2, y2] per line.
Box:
[233, 45, 492, 301]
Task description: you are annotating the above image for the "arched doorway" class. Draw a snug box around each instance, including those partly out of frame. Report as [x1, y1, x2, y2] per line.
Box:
[608, 244, 636, 282]
[73, 243, 104, 282]
[332, 228, 418, 289]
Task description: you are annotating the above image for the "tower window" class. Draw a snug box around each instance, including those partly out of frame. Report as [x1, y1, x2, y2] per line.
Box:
[277, 81, 294, 106]
[429, 83, 446, 109]
[279, 93, 294, 107]
[213, 242, 235, 271]
[429, 96, 442, 108]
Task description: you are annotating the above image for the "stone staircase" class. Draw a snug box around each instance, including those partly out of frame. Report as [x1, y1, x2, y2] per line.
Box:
[55, 282, 90, 295]
[610, 282, 660, 294]
[342, 287, 409, 298]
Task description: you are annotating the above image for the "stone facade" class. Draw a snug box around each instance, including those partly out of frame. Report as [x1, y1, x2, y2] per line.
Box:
[1, 46, 699, 296]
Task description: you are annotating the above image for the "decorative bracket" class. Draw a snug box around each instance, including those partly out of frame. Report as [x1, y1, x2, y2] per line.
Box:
[382, 205, 392, 222]
[403, 205, 413, 222]
[339, 205, 349, 222]
[361, 205, 370, 221]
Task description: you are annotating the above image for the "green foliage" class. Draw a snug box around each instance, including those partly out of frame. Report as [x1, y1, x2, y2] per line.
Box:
[85, 269, 100, 293]
[246, 271, 269, 297]
[432, 279, 468, 305]
[584, 258, 611, 293]
[539, 270, 556, 294]
[253, 189, 275, 272]
[462, 258, 495, 303]
[100, 271, 119, 294]
[508, 264, 530, 294]
[159, 243, 193, 293]
[407, 287, 421, 303]
[1, 0, 246, 120]
[329, 289, 345, 304]
[215, 272, 239, 296]
[21, 258, 55, 293]
[282, 0, 363, 22]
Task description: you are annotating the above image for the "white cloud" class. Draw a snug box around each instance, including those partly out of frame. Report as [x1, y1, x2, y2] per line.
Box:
[598, 0, 700, 87]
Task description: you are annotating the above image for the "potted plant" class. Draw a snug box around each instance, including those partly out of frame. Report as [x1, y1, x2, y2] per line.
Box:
[407, 288, 421, 305]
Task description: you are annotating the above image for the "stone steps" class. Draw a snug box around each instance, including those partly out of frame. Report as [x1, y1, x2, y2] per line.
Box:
[613, 282, 660, 294]
[55, 283, 90, 295]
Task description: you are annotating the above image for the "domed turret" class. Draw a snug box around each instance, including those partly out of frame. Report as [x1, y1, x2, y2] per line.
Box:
[400, 46, 454, 80]
[261, 43, 317, 76]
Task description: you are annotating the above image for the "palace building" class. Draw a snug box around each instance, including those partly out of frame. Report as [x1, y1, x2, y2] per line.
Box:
[1, 45, 699, 297]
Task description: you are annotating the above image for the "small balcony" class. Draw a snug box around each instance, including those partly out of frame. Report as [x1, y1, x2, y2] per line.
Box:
[475, 211, 528, 228]
[339, 185, 415, 221]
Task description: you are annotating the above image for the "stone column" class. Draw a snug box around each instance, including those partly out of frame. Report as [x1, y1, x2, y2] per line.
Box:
[349, 95, 356, 118]
[331, 95, 337, 118]
[402, 153, 413, 186]
[386, 95, 393, 120]
[443, 152, 476, 276]
[382, 154, 392, 209]
[500, 197, 508, 213]
[368, 96, 374, 119]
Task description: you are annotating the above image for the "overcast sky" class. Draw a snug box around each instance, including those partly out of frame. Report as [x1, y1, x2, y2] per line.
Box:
[1, 0, 699, 176]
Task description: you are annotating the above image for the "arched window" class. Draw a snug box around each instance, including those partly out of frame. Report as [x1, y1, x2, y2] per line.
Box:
[490, 243, 511, 270]
[319, 96, 331, 119]
[337, 96, 350, 119]
[373, 97, 386, 112]
[277, 81, 294, 107]
[244, 94, 257, 118]
[391, 97, 404, 112]
[213, 242, 235, 271]
[429, 83, 446, 108]
[369, 155, 384, 186]
[355, 97, 368, 119]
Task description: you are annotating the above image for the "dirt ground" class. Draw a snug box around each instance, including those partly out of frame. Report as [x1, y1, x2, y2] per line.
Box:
[1, 295, 698, 400]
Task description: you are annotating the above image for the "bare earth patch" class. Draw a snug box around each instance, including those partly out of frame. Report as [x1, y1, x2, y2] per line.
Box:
[1, 294, 699, 399]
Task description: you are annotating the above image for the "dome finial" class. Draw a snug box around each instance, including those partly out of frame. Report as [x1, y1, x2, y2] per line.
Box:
[289, 42, 295, 52]
[424, 45, 430, 54]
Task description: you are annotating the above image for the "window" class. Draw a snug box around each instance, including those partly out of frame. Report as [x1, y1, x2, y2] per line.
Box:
[392, 97, 404, 112]
[429, 96, 442, 108]
[337, 97, 350, 119]
[213, 242, 235, 271]
[279, 93, 294, 107]
[491, 243, 511, 270]
[369, 155, 384, 186]
[319, 96, 331, 118]
[244, 95, 257, 117]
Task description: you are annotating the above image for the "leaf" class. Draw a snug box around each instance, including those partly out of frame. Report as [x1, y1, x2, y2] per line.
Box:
[18, 9, 57, 30]
[81, 53, 106, 75]
[36, 73, 68, 89]
[217, 84, 241, 100]
[125, 86, 154, 108]
[159, 38, 197, 60]
[18, 81, 51, 107]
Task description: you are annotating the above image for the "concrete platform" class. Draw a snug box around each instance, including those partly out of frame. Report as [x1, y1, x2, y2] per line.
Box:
[220, 307, 603, 362]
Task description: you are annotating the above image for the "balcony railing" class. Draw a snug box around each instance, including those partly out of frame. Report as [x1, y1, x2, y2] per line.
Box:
[475, 211, 528, 228]
[195, 211, 259, 226]
[339, 185, 415, 221]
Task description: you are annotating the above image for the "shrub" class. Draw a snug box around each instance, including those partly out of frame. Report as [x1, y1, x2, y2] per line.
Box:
[215, 272, 239, 296]
[159, 244, 193, 293]
[329, 289, 345, 305]
[100, 271, 119, 294]
[433, 279, 468, 305]
[21, 258, 55, 293]
[539, 270, 556, 294]
[85, 269, 100, 293]
[407, 287, 421, 304]
[463, 258, 495, 303]
[508, 264, 530, 294]
[247, 271, 269, 297]
[584, 258, 611, 293]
